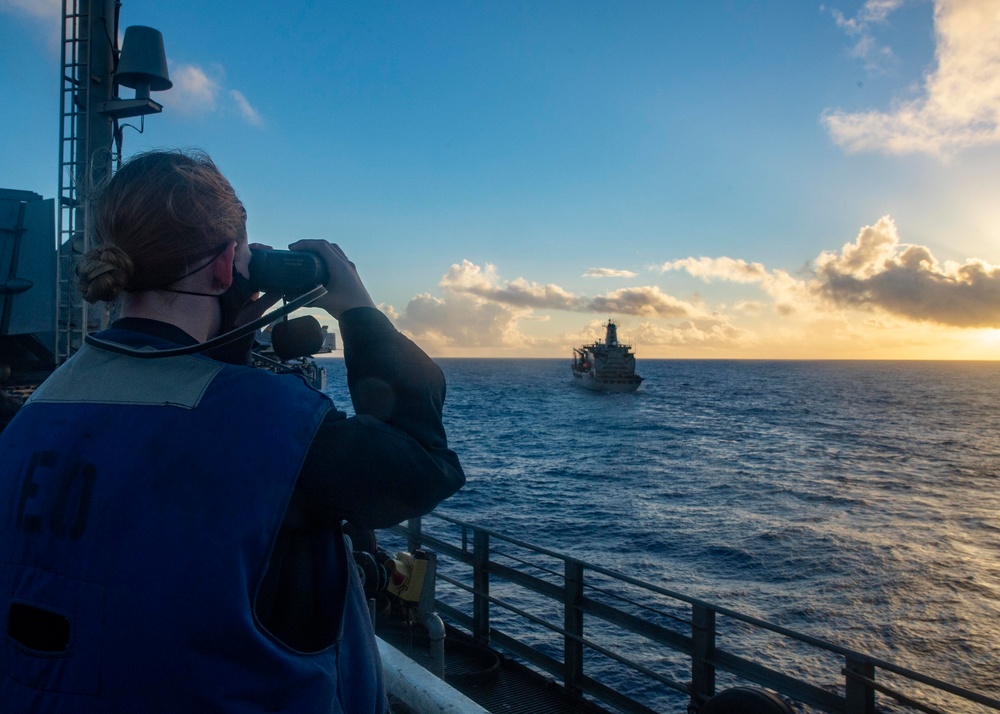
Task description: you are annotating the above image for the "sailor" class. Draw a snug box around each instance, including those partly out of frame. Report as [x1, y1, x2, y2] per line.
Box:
[0, 150, 465, 713]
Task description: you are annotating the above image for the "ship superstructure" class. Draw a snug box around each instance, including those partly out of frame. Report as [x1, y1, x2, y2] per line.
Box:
[572, 319, 643, 392]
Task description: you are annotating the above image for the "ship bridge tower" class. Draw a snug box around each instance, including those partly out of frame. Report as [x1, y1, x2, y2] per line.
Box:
[605, 320, 619, 346]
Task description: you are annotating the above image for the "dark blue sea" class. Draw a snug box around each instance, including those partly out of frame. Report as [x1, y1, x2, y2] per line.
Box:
[320, 358, 1000, 711]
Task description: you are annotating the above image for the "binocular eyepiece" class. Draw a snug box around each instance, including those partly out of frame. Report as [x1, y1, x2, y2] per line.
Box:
[248, 249, 329, 295]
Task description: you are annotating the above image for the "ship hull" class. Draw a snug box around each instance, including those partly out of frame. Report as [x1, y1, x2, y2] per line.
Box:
[572, 370, 642, 393]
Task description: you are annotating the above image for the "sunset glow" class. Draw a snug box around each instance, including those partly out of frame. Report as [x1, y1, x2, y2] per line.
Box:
[1, 0, 998, 359]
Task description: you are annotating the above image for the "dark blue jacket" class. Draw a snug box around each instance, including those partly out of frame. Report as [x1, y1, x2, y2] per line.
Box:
[0, 310, 454, 712]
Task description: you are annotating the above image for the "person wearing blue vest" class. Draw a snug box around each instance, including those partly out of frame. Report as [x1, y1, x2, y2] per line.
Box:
[0, 150, 465, 712]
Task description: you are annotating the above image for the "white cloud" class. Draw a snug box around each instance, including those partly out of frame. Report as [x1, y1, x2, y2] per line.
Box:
[658, 256, 810, 316]
[660, 256, 770, 284]
[824, 0, 1000, 157]
[583, 267, 638, 278]
[167, 63, 221, 116]
[163, 62, 263, 126]
[394, 292, 536, 349]
[825, 0, 905, 70]
[230, 89, 263, 127]
[440, 260, 700, 317]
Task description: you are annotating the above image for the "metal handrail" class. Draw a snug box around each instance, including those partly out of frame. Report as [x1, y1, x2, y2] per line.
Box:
[386, 511, 1000, 714]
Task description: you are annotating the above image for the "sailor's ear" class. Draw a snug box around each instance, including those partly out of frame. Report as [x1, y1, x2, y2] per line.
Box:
[211, 242, 237, 291]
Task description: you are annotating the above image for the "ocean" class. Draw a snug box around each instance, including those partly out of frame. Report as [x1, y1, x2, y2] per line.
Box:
[319, 357, 1000, 711]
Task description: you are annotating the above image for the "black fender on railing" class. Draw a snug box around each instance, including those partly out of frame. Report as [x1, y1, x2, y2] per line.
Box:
[698, 686, 795, 714]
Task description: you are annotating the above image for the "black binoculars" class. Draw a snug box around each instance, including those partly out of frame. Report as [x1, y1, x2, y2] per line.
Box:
[248, 249, 329, 295]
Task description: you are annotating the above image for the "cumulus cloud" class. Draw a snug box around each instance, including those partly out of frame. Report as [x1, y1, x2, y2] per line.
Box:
[814, 215, 1000, 326]
[164, 62, 263, 126]
[823, 0, 1000, 157]
[440, 260, 700, 317]
[583, 267, 638, 278]
[394, 292, 535, 349]
[658, 256, 811, 316]
[168, 64, 221, 115]
[664, 217, 1000, 328]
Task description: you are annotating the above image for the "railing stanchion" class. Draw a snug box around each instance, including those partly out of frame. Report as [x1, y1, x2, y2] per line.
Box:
[406, 515, 422, 553]
[845, 656, 875, 714]
[691, 604, 716, 709]
[472, 528, 490, 644]
[564, 560, 585, 695]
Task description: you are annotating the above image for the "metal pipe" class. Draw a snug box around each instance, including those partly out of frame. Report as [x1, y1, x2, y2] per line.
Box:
[418, 610, 446, 680]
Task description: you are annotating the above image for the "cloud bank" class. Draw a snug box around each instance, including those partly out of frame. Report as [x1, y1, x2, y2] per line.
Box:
[824, 0, 1000, 157]
[663, 216, 1000, 328]
[394, 260, 703, 351]
[387, 217, 1000, 356]
[814, 216, 1000, 327]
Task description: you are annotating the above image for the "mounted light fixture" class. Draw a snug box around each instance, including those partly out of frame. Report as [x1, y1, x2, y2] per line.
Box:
[98, 26, 172, 119]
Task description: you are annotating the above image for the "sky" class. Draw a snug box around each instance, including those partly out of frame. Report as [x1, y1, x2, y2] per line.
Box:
[2, 0, 1000, 359]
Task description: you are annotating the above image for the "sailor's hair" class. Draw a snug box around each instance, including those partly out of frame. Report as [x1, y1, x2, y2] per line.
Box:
[77, 149, 245, 303]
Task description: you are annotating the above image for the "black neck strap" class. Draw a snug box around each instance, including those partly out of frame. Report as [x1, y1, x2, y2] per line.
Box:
[83, 286, 327, 359]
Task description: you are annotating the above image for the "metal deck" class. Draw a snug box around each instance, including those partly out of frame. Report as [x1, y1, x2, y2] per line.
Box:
[378, 620, 611, 714]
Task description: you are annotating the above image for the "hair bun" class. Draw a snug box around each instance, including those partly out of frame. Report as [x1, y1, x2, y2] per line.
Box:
[76, 244, 135, 303]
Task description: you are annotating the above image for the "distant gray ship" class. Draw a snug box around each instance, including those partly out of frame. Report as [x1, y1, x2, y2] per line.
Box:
[571, 319, 643, 392]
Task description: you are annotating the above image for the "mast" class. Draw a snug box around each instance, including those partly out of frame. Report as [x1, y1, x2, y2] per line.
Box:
[55, 0, 170, 364]
[56, 0, 117, 363]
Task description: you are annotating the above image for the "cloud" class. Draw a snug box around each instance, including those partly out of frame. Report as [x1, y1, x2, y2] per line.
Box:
[658, 216, 1000, 328]
[164, 62, 263, 126]
[823, 0, 1000, 157]
[660, 256, 770, 284]
[825, 0, 905, 70]
[394, 292, 537, 349]
[658, 256, 810, 315]
[583, 267, 638, 278]
[814, 215, 1000, 327]
[440, 260, 700, 317]
[634, 318, 757, 349]
[230, 89, 263, 126]
[0, 0, 59, 19]
[168, 64, 221, 115]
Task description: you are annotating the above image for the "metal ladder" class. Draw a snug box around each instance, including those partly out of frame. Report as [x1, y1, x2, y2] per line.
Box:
[56, 0, 116, 364]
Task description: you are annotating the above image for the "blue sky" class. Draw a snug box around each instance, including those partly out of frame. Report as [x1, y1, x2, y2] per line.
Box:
[2, 0, 1000, 358]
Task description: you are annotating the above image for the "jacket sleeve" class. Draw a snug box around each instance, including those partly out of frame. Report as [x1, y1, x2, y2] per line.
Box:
[295, 307, 465, 529]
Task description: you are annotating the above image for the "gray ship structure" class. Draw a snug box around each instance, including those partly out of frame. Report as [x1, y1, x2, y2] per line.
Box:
[572, 319, 643, 392]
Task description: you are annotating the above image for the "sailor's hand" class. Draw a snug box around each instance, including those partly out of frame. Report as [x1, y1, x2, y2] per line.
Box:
[290, 240, 376, 319]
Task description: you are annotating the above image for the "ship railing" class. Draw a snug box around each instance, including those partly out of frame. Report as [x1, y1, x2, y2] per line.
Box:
[384, 511, 1000, 714]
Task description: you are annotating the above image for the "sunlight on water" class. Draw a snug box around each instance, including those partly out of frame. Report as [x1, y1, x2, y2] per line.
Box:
[322, 357, 1000, 711]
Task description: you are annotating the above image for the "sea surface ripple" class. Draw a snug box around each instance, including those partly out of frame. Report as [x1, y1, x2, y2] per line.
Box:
[322, 358, 1000, 710]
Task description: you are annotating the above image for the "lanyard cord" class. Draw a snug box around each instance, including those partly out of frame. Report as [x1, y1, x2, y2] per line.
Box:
[83, 286, 327, 359]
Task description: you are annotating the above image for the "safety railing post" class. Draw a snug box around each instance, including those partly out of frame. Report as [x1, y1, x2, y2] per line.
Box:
[406, 515, 422, 553]
[472, 528, 490, 644]
[691, 604, 716, 709]
[564, 560, 585, 695]
[844, 656, 875, 714]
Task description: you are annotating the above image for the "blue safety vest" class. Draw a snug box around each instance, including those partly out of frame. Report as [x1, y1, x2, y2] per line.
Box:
[0, 331, 386, 713]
